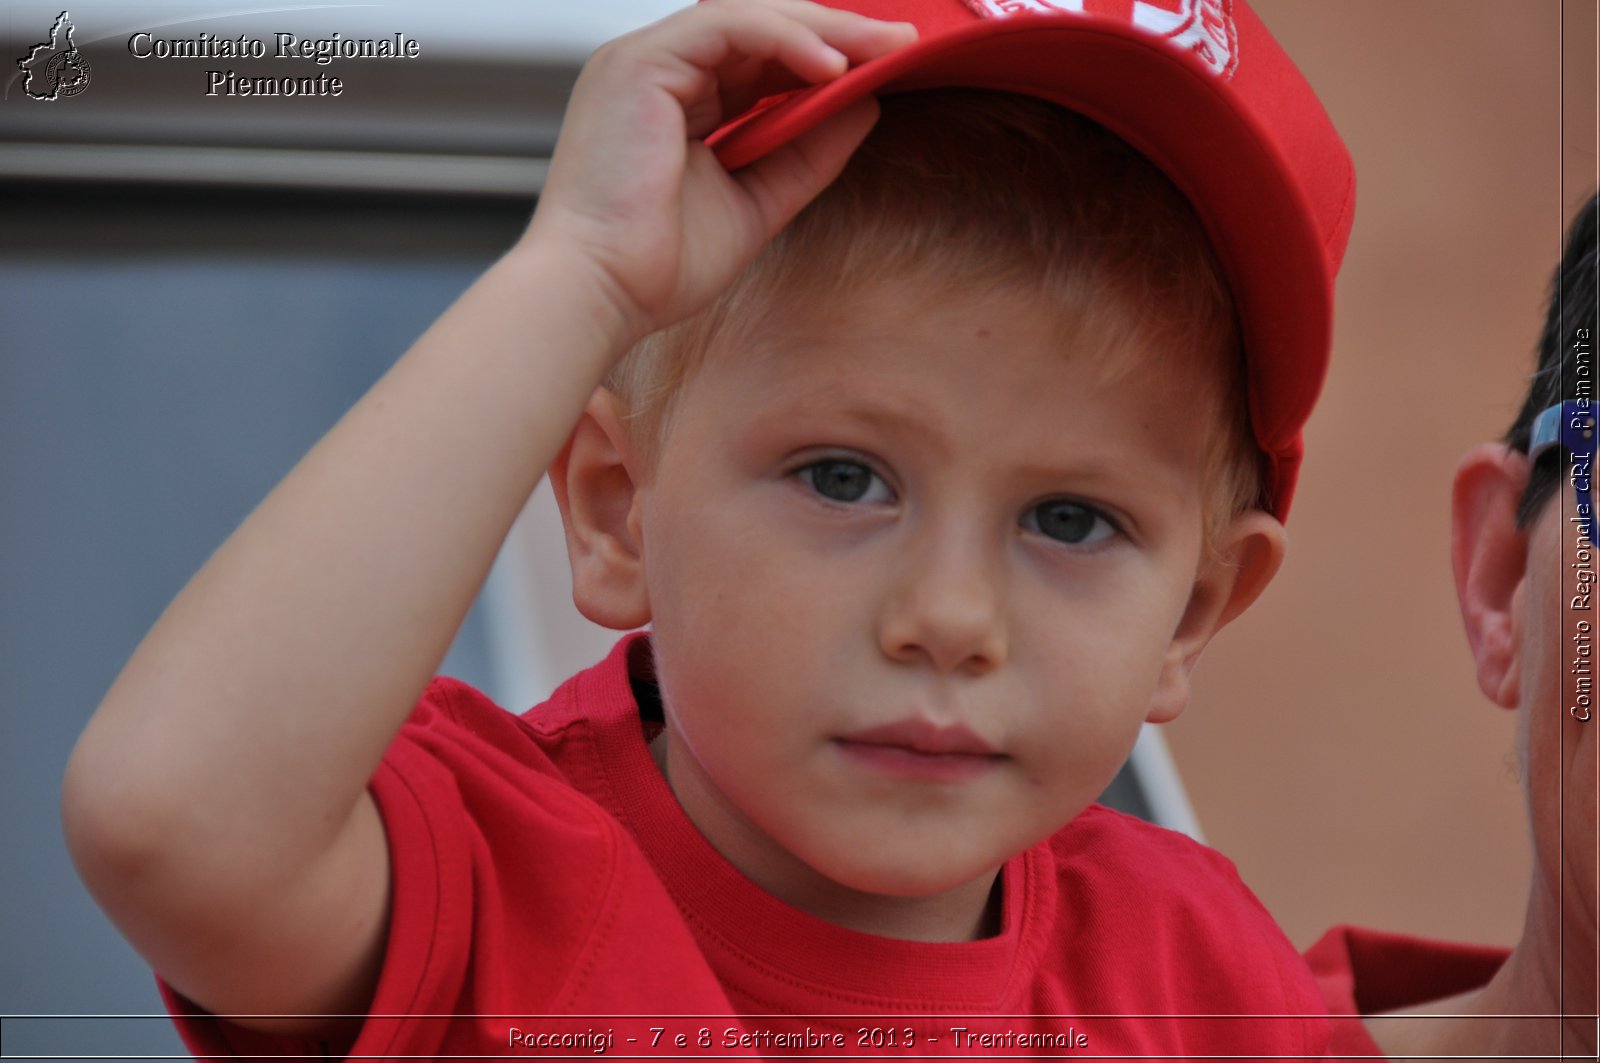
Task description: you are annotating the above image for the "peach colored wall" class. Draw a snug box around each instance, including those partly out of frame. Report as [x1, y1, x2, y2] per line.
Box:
[1164, 0, 1596, 948]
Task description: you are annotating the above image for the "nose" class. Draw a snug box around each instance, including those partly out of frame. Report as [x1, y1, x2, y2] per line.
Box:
[876, 525, 1008, 676]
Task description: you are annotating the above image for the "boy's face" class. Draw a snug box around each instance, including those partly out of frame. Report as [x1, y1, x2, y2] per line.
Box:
[620, 280, 1256, 935]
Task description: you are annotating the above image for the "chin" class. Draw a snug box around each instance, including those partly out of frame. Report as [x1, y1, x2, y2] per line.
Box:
[804, 840, 1005, 900]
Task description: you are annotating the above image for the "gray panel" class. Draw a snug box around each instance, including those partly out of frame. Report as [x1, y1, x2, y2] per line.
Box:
[0, 188, 527, 1060]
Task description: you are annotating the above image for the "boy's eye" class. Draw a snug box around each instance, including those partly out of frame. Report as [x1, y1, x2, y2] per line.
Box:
[800, 459, 892, 504]
[1023, 499, 1117, 546]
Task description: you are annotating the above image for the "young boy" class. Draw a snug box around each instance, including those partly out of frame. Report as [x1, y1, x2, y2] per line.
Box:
[63, 0, 1356, 1057]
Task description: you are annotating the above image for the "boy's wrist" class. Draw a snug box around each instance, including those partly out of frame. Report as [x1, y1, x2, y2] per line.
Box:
[503, 228, 657, 365]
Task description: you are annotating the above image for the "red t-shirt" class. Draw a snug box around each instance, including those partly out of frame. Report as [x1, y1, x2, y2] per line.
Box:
[1304, 924, 1509, 1057]
[165, 634, 1334, 1059]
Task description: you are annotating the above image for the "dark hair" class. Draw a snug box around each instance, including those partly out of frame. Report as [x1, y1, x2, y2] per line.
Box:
[1507, 193, 1599, 526]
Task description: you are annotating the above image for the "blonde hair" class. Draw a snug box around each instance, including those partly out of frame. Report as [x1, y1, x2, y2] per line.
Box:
[605, 90, 1261, 538]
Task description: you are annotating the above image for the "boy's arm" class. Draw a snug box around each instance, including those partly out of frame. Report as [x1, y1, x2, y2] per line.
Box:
[61, 0, 913, 1033]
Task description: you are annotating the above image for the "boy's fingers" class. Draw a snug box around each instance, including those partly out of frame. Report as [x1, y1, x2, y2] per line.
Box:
[659, 2, 916, 101]
[772, 0, 918, 66]
[710, 4, 914, 128]
[678, 0, 916, 51]
[607, 2, 914, 139]
[714, 57, 813, 124]
[748, 0, 918, 63]
[728, 94, 880, 239]
[708, 0, 917, 114]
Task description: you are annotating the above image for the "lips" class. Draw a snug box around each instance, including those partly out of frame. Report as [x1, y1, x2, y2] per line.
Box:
[834, 719, 1004, 782]
[840, 719, 998, 756]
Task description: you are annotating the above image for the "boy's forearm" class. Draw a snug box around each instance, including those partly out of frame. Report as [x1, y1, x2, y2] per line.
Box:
[65, 240, 635, 886]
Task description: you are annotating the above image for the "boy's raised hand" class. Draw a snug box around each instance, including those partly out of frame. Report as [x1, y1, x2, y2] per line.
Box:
[529, 0, 916, 339]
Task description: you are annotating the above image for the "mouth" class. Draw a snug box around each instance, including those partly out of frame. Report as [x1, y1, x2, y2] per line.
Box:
[834, 719, 1005, 782]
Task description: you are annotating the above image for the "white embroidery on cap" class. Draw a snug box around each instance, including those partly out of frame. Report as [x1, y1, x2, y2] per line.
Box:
[960, 0, 1238, 79]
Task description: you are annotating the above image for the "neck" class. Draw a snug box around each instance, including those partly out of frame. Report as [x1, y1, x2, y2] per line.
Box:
[1370, 880, 1597, 1061]
[772, 864, 1004, 942]
[1496, 878, 1599, 1058]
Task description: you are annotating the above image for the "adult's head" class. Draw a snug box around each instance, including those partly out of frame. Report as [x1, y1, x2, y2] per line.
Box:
[1451, 191, 1598, 1043]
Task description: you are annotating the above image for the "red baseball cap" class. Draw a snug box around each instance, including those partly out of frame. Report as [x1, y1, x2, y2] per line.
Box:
[708, 0, 1354, 519]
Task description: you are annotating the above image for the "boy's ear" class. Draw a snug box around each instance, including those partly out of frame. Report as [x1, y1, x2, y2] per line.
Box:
[1145, 510, 1287, 724]
[548, 389, 652, 631]
[1450, 443, 1530, 710]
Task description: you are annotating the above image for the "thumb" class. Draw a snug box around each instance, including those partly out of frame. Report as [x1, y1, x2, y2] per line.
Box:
[729, 95, 882, 240]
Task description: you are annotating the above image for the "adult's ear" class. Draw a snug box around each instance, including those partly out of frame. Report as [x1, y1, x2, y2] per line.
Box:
[1450, 443, 1530, 710]
[547, 389, 652, 630]
[1145, 510, 1287, 724]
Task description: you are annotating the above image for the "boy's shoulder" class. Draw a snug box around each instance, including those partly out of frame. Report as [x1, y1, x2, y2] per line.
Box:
[378, 636, 661, 857]
[1036, 804, 1320, 1011]
[1046, 802, 1289, 945]
[1053, 802, 1244, 875]
[397, 635, 646, 752]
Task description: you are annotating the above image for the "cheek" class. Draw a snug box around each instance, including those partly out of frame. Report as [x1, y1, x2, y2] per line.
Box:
[1020, 567, 1186, 685]
[640, 496, 834, 728]
[644, 480, 858, 644]
[1010, 596, 1175, 768]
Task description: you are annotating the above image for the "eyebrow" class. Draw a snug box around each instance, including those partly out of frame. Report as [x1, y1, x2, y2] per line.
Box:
[750, 382, 950, 452]
[743, 385, 1188, 499]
